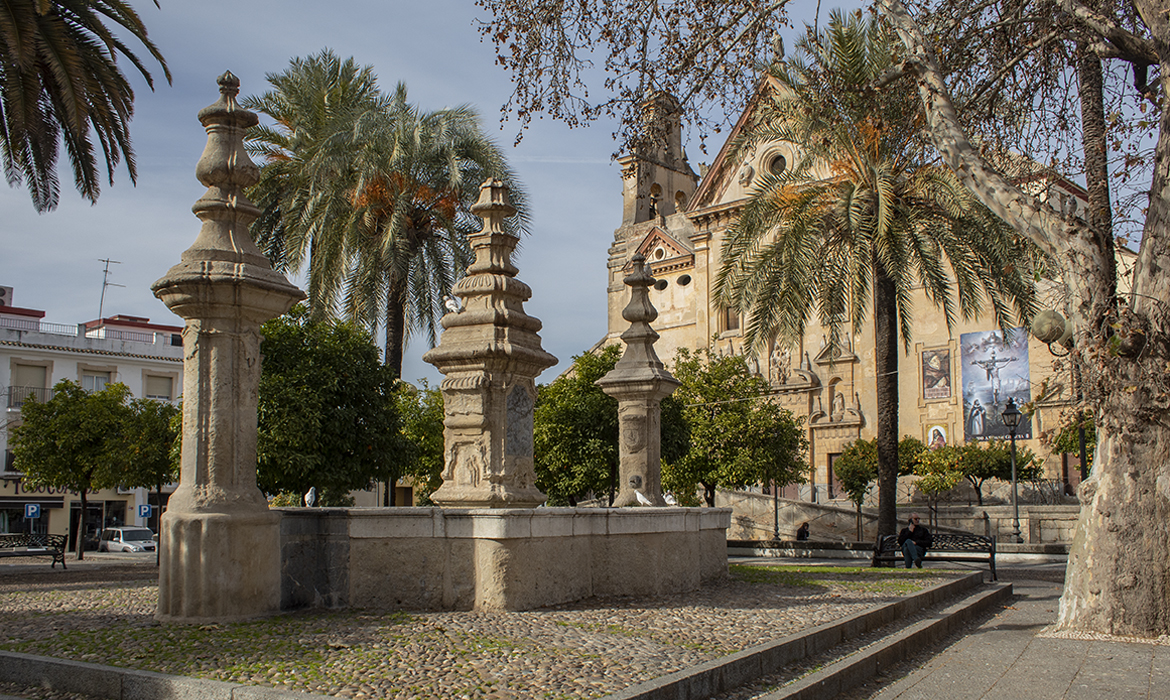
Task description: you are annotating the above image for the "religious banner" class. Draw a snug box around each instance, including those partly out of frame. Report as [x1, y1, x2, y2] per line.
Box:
[921, 349, 952, 399]
[960, 328, 1032, 441]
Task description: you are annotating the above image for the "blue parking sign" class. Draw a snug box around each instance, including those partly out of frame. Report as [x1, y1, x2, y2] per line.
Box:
[138, 504, 152, 519]
[25, 504, 40, 519]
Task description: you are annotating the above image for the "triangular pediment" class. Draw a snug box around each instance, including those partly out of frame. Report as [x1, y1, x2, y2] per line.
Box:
[813, 335, 858, 366]
[689, 76, 789, 211]
[628, 227, 695, 273]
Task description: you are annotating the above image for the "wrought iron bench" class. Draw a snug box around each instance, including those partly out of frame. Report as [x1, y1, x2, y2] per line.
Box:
[873, 531, 995, 581]
[0, 533, 68, 569]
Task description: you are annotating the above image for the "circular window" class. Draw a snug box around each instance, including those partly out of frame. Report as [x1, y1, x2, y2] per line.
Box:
[678, 274, 692, 286]
[654, 279, 668, 291]
[654, 247, 666, 260]
[767, 153, 787, 176]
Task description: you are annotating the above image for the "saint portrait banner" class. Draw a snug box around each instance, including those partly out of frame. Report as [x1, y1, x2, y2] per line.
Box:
[960, 328, 1031, 441]
[921, 349, 952, 400]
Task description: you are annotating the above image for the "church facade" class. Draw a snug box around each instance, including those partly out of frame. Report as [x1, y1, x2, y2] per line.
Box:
[603, 93, 1099, 503]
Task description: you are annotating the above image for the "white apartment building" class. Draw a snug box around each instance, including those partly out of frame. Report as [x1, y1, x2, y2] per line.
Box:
[0, 287, 184, 548]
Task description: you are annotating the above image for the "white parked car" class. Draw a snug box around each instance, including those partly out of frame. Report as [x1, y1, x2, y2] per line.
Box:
[98, 527, 156, 553]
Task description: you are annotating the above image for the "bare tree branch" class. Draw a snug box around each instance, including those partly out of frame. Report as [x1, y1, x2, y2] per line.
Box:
[1054, 0, 1159, 65]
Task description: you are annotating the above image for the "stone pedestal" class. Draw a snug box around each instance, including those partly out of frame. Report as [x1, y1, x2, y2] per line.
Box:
[423, 180, 557, 507]
[151, 73, 304, 623]
[597, 254, 680, 506]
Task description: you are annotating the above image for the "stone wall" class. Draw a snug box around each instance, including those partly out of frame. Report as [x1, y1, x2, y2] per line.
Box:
[719, 489, 1080, 545]
[927, 504, 1081, 544]
[279, 507, 730, 612]
[715, 491, 874, 542]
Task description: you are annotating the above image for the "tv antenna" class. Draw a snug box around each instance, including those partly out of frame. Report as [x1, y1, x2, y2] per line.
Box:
[97, 258, 124, 320]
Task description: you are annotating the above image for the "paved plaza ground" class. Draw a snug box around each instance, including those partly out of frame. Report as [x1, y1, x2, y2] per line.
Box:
[3, 554, 1164, 700]
[0, 554, 953, 700]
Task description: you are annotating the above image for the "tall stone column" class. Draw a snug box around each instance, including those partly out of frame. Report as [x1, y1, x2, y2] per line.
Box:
[597, 254, 680, 506]
[423, 180, 557, 507]
[151, 73, 304, 623]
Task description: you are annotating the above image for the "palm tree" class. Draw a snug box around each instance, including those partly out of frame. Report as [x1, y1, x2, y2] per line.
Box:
[1, 0, 170, 212]
[244, 51, 386, 318]
[344, 83, 526, 375]
[245, 53, 525, 377]
[716, 11, 1038, 538]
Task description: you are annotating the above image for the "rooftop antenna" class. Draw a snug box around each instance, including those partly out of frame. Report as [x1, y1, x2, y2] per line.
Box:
[97, 258, 124, 321]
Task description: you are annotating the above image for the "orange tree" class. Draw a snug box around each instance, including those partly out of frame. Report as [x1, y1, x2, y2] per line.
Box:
[665, 347, 807, 507]
[11, 381, 132, 558]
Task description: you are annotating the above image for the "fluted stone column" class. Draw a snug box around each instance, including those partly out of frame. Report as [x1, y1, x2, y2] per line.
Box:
[423, 180, 557, 507]
[151, 72, 304, 623]
[597, 254, 680, 507]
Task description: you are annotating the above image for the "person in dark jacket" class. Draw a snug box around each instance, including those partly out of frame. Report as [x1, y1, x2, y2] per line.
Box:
[897, 513, 932, 569]
[796, 522, 810, 541]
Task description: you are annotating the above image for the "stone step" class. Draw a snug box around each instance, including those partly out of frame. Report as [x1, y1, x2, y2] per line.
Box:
[601, 571, 1003, 700]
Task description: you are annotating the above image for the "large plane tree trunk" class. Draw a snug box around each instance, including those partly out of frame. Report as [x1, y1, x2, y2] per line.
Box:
[881, 0, 1170, 636]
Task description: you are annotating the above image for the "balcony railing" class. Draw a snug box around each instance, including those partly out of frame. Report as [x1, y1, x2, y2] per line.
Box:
[0, 317, 77, 336]
[85, 328, 157, 344]
[6, 386, 53, 408]
[0, 317, 178, 345]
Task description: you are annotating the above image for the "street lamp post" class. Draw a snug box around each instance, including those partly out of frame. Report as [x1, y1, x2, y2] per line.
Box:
[772, 478, 780, 542]
[1031, 309, 1088, 481]
[1001, 397, 1023, 544]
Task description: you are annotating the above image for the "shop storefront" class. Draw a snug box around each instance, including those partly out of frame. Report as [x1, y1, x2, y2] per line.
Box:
[0, 477, 135, 551]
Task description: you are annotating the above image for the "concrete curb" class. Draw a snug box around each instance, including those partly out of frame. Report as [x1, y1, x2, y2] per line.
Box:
[602, 572, 987, 700]
[759, 582, 1013, 700]
[0, 651, 334, 700]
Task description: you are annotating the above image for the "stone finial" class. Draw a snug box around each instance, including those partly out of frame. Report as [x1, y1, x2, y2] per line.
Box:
[471, 177, 518, 220]
[177, 71, 275, 270]
[423, 179, 556, 508]
[597, 254, 681, 507]
[466, 178, 521, 278]
[194, 71, 261, 193]
[622, 254, 659, 326]
[607, 255, 668, 372]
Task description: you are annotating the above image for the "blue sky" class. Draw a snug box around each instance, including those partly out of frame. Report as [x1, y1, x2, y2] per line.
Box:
[0, 0, 853, 386]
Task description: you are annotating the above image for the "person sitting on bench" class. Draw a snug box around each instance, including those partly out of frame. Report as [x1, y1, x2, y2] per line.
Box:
[898, 513, 932, 569]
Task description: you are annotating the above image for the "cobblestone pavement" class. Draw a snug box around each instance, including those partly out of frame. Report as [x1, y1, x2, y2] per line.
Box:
[0, 557, 953, 700]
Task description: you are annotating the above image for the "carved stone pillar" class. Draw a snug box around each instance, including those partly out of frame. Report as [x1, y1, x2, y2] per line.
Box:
[597, 254, 681, 506]
[423, 180, 557, 507]
[151, 72, 304, 623]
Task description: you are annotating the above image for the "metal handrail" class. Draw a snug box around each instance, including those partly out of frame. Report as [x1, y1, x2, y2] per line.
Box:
[85, 328, 157, 343]
[6, 385, 53, 408]
[0, 317, 78, 336]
